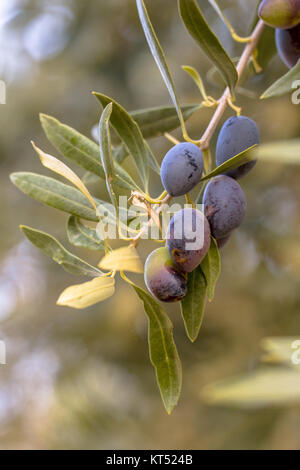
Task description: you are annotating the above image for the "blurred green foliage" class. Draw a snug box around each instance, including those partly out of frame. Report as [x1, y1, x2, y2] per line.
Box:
[1, 0, 300, 449]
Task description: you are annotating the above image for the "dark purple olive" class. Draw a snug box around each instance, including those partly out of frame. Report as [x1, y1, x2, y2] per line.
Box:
[161, 142, 204, 196]
[144, 247, 187, 302]
[203, 175, 247, 240]
[216, 116, 259, 179]
[166, 208, 211, 272]
[276, 23, 300, 68]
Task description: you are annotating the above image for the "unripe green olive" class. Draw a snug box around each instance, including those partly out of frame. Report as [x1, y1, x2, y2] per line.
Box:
[259, 0, 300, 29]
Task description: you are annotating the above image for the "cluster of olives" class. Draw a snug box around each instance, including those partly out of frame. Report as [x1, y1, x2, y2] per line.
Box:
[145, 116, 260, 303]
[259, 0, 300, 68]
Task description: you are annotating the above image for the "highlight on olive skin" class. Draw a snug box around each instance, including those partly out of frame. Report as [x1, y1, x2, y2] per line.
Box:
[144, 247, 187, 303]
[160, 142, 204, 197]
[276, 23, 300, 68]
[216, 116, 260, 179]
[166, 208, 211, 273]
[203, 175, 247, 241]
[259, 0, 300, 30]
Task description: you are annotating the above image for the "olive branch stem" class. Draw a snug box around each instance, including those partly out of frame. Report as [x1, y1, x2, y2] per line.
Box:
[131, 19, 265, 248]
[199, 19, 265, 150]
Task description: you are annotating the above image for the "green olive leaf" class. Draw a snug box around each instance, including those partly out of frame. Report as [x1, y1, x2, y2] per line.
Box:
[131, 103, 201, 140]
[67, 216, 104, 251]
[99, 103, 119, 212]
[10, 172, 99, 221]
[136, 0, 186, 130]
[20, 225, 103, 277]
[129, 281, 182, 414]
[93, 104, 201, 143]
[200, 145, 258, 182]
[178, 0, 238, 95]
[93, 92, 150, 191]
[181, 266, 207, 342]
[261, 60, 300, 99]
[40, 114, 140, 192]
[201, 238, 221, 302]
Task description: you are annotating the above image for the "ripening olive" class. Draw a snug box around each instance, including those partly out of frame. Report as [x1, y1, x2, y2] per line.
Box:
[166, 208, 211, 273]
[144, 247, 187, 302]
[259, 0, 300, 30]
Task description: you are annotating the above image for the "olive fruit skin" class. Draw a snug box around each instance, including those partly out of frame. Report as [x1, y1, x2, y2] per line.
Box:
[144, 247, 187, 303]
[166, 208, 211, 273]
[217, 235, 231, 249]
[203, 175, 247, 240]
[160, 142, 204, 197]
[216, 116, 260, 179]
[259, 0, 300, 29]
[276, 23, 300, 68]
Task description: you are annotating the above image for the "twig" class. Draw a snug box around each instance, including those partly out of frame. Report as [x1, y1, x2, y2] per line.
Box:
[131, 20, 266, 247]
[199, 19, 265, 150]
[131, 194, 172, 247]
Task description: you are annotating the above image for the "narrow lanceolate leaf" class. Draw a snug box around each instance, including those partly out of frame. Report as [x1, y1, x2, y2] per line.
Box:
[93, 92, 149, 190]
[136, 0, 185, 127]
[261, 60, 300, 99]
[99, 103, 119, 211]
[201, 238, 221, 302]
[260, 337, 300, 366]
[202, 368, 300, 408]
[67, 216, 104, 251]
[178, 0, 238, 95]
[82, 172, 100, 185]
[93, 104, 201, 143]
[10, 172, 98, 221]
[57, 277, 115, 309]
[181, 266, 207, 342]
[145, 141, 161, 175]
[40, 114, 140, 191]
[98, 246, 143, 273]
[257, 140, 300, 164]
[200, 145, 258, 182]
[131, 104, 201, 140]
[20, 225, 103, 277]
[130, 282, 182, 414]
[182, 66, 208, 100]
[32, 142, 97, 211]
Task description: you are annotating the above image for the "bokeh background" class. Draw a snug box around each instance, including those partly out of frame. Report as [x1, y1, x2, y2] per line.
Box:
[0, 0, 300, 450]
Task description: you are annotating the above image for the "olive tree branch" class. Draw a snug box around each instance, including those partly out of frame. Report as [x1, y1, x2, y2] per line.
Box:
[199, 19, 265, 150]
[131, 20, 265, 248]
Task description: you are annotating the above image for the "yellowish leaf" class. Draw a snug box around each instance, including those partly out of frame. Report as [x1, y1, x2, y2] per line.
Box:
[260, 336, 300, 365]
[31, 141, 98, 212]
[202, 367, 300, 408]
[57, 276, 115, 309]
[98, 246, 144, 273]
